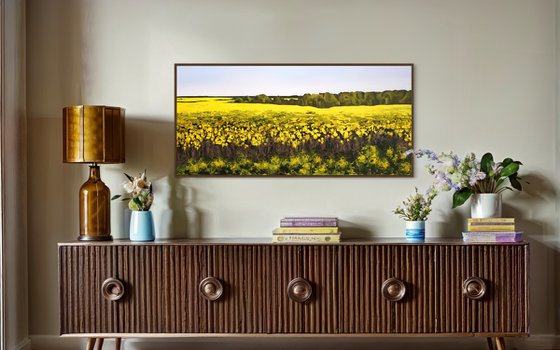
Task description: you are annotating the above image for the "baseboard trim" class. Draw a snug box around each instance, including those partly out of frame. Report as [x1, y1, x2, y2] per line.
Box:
[29, 335, 116, 350]
[15, 338, 31, 350]
[516, 334, 560, 350]
[29, 334, 560, 350]
[29, 335, 81, 350]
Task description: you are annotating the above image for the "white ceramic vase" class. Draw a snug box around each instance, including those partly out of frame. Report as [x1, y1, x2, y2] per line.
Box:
[470, 193, 502, 218]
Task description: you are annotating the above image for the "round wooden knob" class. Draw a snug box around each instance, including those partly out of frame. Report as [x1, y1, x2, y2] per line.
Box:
[199, 277, 223, 301]
[287, 277, 312, 303]
[463, 277, 487, 300]
[102, 278, 125, 301]
[381, 278, 406, 302]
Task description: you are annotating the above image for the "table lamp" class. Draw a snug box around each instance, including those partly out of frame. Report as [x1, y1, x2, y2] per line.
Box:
[63, 105, 125, 241]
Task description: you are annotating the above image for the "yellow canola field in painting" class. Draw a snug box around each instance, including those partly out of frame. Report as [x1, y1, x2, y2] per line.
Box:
[176, 97, 412, 176]
[178, 97, 408, 116]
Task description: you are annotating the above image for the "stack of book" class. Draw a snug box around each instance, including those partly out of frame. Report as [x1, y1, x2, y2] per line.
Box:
[462, 218, 523, 242]
[272, 217, 341, 243]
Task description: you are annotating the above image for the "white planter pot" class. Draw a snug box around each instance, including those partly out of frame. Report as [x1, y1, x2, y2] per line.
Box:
[470, 193, 502, 218]
[405, 220, 425, 241]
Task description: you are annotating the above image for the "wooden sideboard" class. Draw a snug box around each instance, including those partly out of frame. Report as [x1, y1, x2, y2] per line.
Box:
[58, 239, 529, 350]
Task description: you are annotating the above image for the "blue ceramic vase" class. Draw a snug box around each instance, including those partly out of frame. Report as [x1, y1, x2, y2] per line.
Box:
[129, 211, 155, 241]
[405, 220, 425, 241]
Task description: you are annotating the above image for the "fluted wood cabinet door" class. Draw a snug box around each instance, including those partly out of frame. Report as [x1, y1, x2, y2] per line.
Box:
[160, 245, 205, 333]
[435, 244, 529, 334]
[196, 245, 268, 333]
[338, 245, 393, 333]
[393, 245, 438, 333]
[59, 245, 164, 334]
[338, 245, 439, 334]
[300, 245, 338, 333]
[266, 245, 339, 333]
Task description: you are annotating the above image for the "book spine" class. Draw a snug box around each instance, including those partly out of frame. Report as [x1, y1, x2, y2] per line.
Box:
[468, 222, 515, 226]
[274, 227, 339, 234]
[463, 231, 521, 235]
[467, 218, 515, 223]
[281, 217, 338, 226]
[463, 237, 522, 243]
[282, 217, 337, 220]
[272, 234, 340, 243]
[462, 232, 522, 242]
[467, 225, 516, 231]
[495, 235, 523, 242]
[280, 221, 338, 227]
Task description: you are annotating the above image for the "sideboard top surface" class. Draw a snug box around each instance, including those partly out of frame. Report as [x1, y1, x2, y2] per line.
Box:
[58, 237, 529, 247]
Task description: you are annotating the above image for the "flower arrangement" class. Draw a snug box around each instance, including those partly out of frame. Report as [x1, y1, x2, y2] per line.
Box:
[406, 150, 524, 208]
[111, 171, 154, 211]
[393, 187, 438, 221]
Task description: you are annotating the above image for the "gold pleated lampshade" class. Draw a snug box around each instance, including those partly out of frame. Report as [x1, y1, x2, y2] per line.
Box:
[63, 105, 125, 164]
[62, 105, 125, 241]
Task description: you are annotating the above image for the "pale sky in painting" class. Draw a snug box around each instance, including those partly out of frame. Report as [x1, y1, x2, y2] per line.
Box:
[176, 65, 412, 96]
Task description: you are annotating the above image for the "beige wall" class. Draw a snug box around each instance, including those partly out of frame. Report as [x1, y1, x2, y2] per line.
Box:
[26, 0, 559, 348]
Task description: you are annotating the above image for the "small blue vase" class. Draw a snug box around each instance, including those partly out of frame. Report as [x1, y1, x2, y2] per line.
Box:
[405, 220, 425, 241]
[129, 211, 155, 241]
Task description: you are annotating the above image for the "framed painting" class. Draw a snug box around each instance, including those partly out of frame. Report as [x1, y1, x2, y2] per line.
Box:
[175, 64, 413, 176]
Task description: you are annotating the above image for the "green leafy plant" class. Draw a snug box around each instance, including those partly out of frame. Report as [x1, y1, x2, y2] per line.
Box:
[111, 171, 154, 211]
[393, 187, 438, 221]
[407, 150, 525, 208]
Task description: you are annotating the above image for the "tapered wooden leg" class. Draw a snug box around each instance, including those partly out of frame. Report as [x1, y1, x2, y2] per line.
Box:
[115, 338, 122, 350]
[87, 338, 96, 350]
[486, 337, 495, 350]
[495, 337, 506, 350]
[95, 338, 104, 350]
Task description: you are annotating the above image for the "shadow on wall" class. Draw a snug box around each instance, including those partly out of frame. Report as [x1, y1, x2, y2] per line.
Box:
[336, 220, 373, 239]
[430, 208, 468, 237]
[155, 175, 204, 239]
[493, 172, 559, 335]
[524, 237, 560, 344]
[557, 242, 560, 337]
[108, 118, 201, 239]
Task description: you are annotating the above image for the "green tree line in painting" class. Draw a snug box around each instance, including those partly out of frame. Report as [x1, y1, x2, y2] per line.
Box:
[232, 90, 411, 109]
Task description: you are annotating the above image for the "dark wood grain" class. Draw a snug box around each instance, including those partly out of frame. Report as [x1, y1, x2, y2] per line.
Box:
[58, 241, 529, 337]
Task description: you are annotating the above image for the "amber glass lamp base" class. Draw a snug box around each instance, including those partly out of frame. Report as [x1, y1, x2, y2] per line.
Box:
[78, 165, 112, 241]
